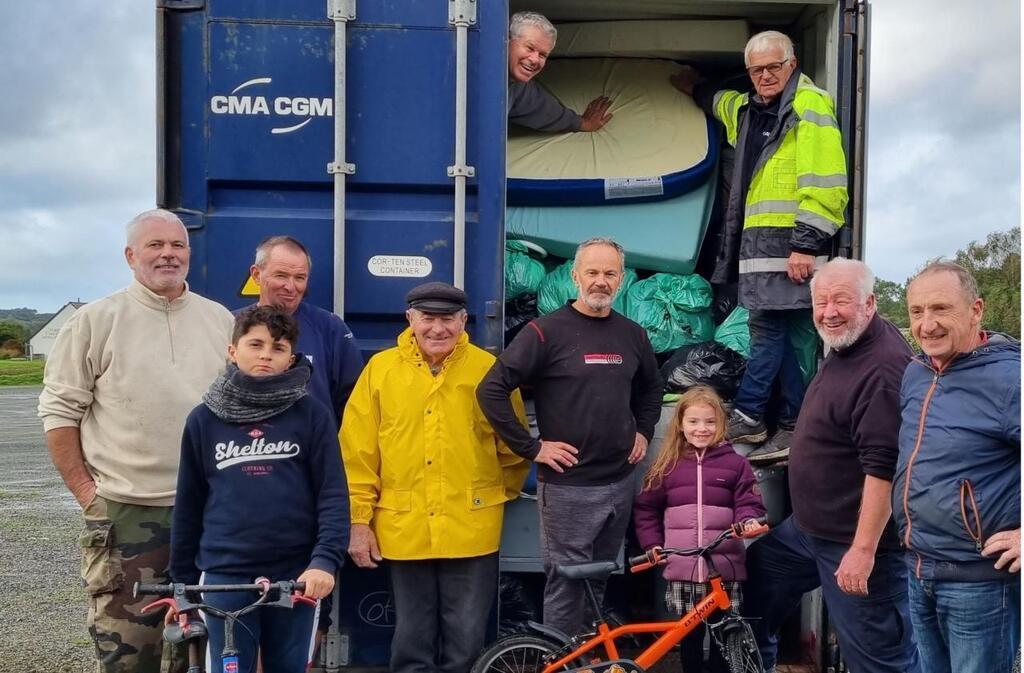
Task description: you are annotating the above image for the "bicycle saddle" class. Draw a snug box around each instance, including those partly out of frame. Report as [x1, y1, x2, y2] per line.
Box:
[555, 560, 620, 580]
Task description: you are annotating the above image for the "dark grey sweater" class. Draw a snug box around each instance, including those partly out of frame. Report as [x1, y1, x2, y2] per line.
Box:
[508, 80, 581, 132]
[477, 303, 662, 486]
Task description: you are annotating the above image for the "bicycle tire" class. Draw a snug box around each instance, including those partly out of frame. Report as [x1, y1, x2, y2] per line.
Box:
[470, 634, 570, 673]
[720, 619, 765, 673]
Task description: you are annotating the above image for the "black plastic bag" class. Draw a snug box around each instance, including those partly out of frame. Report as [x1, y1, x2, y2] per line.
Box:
[498, 573, 543, 637]
[505, 294, 538, 347]
[659, 341, 747, 399]
[711, 282, 738, 326]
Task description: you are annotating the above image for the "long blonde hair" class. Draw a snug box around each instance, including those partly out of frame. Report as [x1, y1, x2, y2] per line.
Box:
[642, 386, 727, 491]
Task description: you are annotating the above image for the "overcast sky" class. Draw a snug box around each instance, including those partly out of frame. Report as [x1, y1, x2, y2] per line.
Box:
[1, 2, 1019, 313]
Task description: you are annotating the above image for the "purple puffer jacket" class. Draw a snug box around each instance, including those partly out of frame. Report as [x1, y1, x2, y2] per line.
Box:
[634, 442, 765, 582]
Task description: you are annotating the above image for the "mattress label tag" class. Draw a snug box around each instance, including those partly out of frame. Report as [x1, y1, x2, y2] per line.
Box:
[603, 176, 664, 200]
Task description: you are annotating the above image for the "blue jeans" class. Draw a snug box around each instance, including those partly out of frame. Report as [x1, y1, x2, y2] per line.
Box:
[732, 309, 809, 425]
[744, 516, 920, 673]
[907, 573, 1020, 673]
[202, 569, 316, 673]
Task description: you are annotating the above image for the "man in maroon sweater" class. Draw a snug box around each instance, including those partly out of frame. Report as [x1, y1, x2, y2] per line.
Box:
[743, 258, 921, 673]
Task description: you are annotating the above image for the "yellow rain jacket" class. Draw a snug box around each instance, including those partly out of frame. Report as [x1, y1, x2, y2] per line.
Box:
[340, 328, 529, 559]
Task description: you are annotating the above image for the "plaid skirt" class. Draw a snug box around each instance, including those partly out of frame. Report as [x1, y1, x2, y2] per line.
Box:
[665, 580, 743, 616]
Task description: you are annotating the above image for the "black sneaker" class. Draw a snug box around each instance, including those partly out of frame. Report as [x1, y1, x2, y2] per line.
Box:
[726, 410, 768, 444]
[746, 428, 793, 464]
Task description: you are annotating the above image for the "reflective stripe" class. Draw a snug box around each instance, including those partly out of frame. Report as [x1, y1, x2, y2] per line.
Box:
[799, 109, 839, 128]
[739, 256, 829, 274]
[745, 199, 798, 217]
[796, 210, 840, 235]
[797, 173, 846, 189]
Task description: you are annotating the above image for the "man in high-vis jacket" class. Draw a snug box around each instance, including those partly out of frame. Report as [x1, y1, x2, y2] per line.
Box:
[672, 31, 848, 461]
[341, 282, 529, 673]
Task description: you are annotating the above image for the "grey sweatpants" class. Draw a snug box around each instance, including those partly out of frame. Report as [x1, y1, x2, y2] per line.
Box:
[537, 474, 635, 637]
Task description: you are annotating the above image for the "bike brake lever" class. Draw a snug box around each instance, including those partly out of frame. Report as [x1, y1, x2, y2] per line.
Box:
[292, 591, 318, 606]
[141, 597, 178, 615]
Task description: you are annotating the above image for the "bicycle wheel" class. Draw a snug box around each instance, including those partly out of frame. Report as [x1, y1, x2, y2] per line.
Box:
[470, 634, 569, 673]
[719, 619, 764, 673]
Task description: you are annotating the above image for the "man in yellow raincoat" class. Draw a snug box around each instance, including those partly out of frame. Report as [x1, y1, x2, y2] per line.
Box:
[340, 281, 529, 673]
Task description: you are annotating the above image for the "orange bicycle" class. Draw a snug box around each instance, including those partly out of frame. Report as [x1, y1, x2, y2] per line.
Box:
[471, 521, 769, 673]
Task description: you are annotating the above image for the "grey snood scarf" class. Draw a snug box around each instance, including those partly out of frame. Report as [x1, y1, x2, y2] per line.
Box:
[203, 357, 311, 423]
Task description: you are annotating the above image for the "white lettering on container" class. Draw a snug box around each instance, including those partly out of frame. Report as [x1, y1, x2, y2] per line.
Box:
[367, 256, 433, 278]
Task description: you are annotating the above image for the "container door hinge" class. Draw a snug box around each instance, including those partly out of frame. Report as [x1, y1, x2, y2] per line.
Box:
[447, 165, 476, 178]
[328, 0, 356, 21]
[449, 0, 477, 27]
[328, 162, 356, 175]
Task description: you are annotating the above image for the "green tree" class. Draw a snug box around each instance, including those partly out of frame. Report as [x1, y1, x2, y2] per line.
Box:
[874, 278, 908, 328]
[953, 228, 1021, 338]
[0, 320, 28, 344]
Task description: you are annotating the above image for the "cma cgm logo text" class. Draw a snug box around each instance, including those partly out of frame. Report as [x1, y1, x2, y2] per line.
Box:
[209, 77, 332, 135]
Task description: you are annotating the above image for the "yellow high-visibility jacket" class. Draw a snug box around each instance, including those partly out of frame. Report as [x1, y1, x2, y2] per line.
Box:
[340, 328, 529, 560]
[712, 72, 848, 310]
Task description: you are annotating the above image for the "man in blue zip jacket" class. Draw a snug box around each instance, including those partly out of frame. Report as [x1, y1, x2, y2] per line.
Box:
[244, 235, 363, 429]
[894, 260, 1020, 673]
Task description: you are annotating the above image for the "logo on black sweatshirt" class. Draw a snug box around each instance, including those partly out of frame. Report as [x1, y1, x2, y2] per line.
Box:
[214, 438, 300, 469]
[584, 353, 624, 365]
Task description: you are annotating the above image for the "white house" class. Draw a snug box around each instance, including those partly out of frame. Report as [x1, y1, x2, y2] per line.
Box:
[27, 302, 85, 359]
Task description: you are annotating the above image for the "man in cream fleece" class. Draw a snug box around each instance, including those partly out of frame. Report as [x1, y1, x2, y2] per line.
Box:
[38, 209, 233, 673]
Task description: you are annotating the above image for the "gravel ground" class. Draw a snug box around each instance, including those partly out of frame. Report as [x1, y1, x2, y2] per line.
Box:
[0, 386, 93, 672]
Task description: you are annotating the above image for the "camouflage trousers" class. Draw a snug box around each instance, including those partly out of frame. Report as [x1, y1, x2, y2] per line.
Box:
[80, 495, 186, 673]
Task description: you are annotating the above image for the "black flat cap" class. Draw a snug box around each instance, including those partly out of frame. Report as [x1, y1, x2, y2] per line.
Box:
[406, 282, 467, 314]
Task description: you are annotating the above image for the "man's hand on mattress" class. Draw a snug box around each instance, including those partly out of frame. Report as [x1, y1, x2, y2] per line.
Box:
[579, 96, 613, 132]
[670, 65, 702, 96]
[787, 251, 816, 283]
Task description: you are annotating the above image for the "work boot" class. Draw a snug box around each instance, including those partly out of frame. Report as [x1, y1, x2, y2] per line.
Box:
[746, 428, 793, 464]
[725, 409, 768, 444]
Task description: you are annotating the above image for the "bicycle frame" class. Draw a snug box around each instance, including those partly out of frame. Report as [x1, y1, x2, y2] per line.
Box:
[540, 575, 733, 673]
[538, 520, 768, 673]
[136, 579, 313, 673]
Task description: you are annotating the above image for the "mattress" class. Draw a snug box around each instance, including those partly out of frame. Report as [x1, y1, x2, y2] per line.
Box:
[507, 58, 717, 206]
[507, 164, 717, 275]
[555, 19, 749, 61]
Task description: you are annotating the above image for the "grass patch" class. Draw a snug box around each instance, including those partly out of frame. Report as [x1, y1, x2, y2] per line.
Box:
[0, 359, 44, 386]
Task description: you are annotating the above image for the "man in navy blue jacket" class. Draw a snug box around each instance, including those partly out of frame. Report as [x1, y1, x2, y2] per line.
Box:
[894, 260, 1020, 673]
[244, 235, 363, 429]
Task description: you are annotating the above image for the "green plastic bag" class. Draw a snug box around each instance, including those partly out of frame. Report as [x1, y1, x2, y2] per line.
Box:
[537, 260, 637, 316]
[625, 273, 714, 353]
[714, 306, 750, 358]
[788, 313, 820, 384]
[711, 306, 820, 382]
[504, 240, 546, 299]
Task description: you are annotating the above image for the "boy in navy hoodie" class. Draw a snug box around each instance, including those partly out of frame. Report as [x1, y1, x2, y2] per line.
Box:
[170, 305, 350, 673]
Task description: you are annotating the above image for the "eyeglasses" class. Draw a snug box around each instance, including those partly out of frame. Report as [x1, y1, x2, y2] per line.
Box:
[747, 59, 790, 78]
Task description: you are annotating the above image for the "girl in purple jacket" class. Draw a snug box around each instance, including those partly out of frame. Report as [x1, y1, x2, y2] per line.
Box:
[634, 386, 765, 673]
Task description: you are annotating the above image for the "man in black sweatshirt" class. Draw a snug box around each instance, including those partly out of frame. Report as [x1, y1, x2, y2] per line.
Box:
[478, 237, 662, 637]
[742, 258, 921, 673]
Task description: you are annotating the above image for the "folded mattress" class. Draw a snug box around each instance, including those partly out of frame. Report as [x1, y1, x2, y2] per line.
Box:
[507, 165, 717, 275]
[507, 58, 717, 206]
